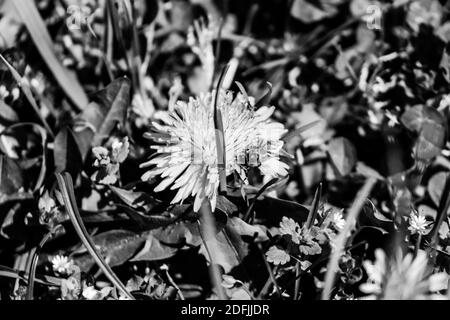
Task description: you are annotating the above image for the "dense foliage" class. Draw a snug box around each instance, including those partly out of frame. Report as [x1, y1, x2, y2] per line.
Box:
[1, 0, 450, 300]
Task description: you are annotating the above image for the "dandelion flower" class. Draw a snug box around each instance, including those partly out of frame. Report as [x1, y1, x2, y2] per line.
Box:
[408, 212, 432, 235]
[140, 89, 288, 212]
[51, 255, 74, 275]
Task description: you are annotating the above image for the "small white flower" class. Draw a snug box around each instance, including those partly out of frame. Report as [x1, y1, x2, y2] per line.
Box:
[51, 255, 73, 275]
[330, 210, 346, 230]
[408, 212, 432, 235]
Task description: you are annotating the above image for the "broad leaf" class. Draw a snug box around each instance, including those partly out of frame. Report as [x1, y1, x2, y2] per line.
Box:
[153, 221, 203, 247]
[73, 78, 131, 160]
[131, 233, 177, 262]
[356, 162, 385, 180]
[0, 155, 23, 195]
[153, 211, 227, 247]
[73, 230, 146, 271]
[216, 196, 238, 215]
[0, 99, 18, 122]
[290, 0, 341, 23]
[110, 186, 161, 212]
[400, 105, 447, 161]
[118, 204, 187, 230]
[428, 172, 449, 207]
[327, 137, 357, 177]
[228, 217, 268, 242]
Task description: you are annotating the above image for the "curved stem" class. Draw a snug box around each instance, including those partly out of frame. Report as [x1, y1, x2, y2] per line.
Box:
[321, 178, 376, 300]
[162, 267, 185, 300]
[26, 231, 53, 300]
[56, 172, 135, 300]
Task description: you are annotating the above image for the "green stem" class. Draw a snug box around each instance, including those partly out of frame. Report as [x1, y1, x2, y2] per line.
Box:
[162, 267, 185, 300]
[294, 261, 301, 300]
[198, 201, 227, 300]
[257, 243, 281, 299]
[321, 178, 376, 300]
[429, 174, 450, 257]
[243, 178, 278, 222]
[414, 233, 422, 258]
[26, 231, 53, 300]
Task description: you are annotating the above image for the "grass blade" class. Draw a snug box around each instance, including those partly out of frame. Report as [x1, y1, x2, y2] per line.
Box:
[282, 120, 323, 143]
[106, 0, 131, 72]
[11, 0, 88, 111]
[0, 54, 54, 139]
[214, 65, 230, 195]
[255, 82, 272, 108]
[56, 172, 135, 300]
[321, 177, 376, 300]
[243, 177, 278, 222]
[198, 201, 227, 299]
[306, 183, 322, 228]
[0, 265, 61, 287]
[256, 243, 281, 299]
[429, 173, 450, 255]
[26, 231, 53, 300]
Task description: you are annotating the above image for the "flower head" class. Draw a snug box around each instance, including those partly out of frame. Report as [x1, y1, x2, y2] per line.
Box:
[141, 89, 288, 211]
[329, 210, 346, 230]
[51, 255, 74, 275]
[360, 249, 448, 299]
[408, 212, 432, 235]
